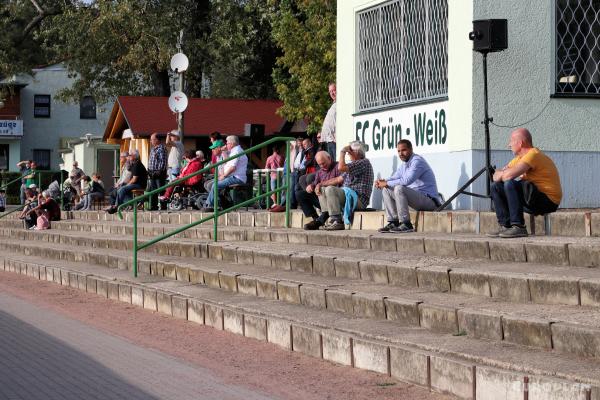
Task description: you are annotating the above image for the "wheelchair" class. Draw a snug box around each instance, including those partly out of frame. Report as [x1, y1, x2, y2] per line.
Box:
[162, 184, 207, 211]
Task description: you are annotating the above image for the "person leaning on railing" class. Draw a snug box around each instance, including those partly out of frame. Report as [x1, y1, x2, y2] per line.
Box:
[201, 135, 248, 212]
[105, 150, 148, 214]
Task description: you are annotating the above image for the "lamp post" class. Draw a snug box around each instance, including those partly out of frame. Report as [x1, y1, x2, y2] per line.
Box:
[168, 31, 189, 141]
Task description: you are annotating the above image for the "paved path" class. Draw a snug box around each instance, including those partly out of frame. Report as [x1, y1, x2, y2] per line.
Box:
[0, 291, 276, 400]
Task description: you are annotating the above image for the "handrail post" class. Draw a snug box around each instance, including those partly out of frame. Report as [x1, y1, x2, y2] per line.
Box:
[285, 142, 291, 227]
[213, 173, 218, 242]
[257, 170, 262, 208]
[276, 170, 281, 205]
[133, 199, 138, 277]
[265, 172, 271, 209]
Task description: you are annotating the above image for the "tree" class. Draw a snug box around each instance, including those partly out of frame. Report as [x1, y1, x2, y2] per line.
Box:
[269, 0, 336, 133]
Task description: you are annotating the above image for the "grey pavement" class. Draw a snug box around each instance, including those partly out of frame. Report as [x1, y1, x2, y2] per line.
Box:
[0, 292, 277, 400]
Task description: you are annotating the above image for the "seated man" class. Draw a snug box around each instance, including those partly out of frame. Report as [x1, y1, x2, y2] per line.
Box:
[106, 150, 148, 213]
[159, 150, 204, 201]
[317, 141, 373, 231]
[202, 135, 247, 212]
[30, 191, 61, 223]
[296, 151, 342, 230]
[375, 139, 440, 233]
[489, 128, 561, 238]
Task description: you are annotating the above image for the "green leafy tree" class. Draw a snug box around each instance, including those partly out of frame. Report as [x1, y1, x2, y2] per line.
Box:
[269, 0, 336, 133]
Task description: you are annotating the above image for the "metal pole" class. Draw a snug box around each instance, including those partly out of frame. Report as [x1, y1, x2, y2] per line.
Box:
[265, 171, 271, 209]
[213, 174, 218, 242]
[178, 73, 184, 141]
[257, 171, 262, 208]
[482, 52, 492, 202]
[133, 202, 138, 277]
[276, 170, 281, 204]
[285, 142, 291, 227]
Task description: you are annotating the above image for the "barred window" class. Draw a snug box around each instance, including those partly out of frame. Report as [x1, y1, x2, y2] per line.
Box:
[556, 0, 600, 96]
[357, 0, 448, 112]
[80, 96, 96, 119]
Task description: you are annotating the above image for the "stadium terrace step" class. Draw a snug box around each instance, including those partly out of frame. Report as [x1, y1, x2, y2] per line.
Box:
[2, 229, 600, 363]
[2, 252, 599, 400]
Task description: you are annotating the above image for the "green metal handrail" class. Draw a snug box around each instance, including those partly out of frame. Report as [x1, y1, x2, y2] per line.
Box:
[117, 136, 294, 277]
[0, 175, 23, 192]
[0, 203, 27, 220]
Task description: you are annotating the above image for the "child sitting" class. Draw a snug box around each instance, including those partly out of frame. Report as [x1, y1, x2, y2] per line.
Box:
[34, 209, 49, 230]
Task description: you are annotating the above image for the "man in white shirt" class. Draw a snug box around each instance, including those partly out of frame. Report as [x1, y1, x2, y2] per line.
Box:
[319, 82, 337, 161]
[166, 129, 184, 182]
[202, 135, 248, 211]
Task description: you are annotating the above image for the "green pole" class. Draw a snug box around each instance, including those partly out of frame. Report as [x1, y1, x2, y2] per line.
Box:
[285, 142, 291, 227]
[276, 170, 281, 204]
[256, 171, 262, 208]
[213, 174, 218, 242]
[133, 202, 138, 277]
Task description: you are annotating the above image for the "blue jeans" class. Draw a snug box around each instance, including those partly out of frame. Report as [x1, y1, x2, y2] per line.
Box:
[116, 183, 142, 206]
[491, 179, 525, 226]
[324, 142, 336, 162]
[205, 176, 244, 207]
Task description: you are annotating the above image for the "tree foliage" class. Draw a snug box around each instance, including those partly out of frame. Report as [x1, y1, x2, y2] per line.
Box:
[269, 0, 336, 133]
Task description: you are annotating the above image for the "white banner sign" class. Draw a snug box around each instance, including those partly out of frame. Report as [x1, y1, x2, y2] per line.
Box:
[0, 120, 23, 137]
[353, 101, 449, 157]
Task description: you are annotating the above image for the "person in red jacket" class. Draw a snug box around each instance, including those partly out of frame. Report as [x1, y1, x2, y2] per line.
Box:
[159, 150, 204, 201]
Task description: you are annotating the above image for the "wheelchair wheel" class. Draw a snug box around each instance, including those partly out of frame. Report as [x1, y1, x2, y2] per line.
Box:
[168, 196, 184, 211]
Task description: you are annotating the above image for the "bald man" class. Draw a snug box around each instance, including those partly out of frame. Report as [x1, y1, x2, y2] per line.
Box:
[489, 128, 562, 238]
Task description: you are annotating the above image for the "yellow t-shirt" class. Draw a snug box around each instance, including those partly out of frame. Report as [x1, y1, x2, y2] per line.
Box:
[508, 147, 562, 204]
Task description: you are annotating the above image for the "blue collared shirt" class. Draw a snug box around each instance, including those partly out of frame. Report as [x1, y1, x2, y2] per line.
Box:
[386, 154, 439, 198]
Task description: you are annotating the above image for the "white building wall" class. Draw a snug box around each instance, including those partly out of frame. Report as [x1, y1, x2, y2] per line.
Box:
[20, 64, 111, 171]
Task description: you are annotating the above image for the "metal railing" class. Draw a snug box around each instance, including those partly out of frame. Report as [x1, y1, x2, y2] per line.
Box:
[117, 137, 294, 277]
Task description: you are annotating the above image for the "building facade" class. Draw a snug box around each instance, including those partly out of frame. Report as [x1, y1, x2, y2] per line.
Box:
[338, 0, 600, 209]
[1, 64, 111, 173]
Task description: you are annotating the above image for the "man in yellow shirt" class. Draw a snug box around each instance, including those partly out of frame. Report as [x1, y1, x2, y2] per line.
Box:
[489, 128, 562, 238]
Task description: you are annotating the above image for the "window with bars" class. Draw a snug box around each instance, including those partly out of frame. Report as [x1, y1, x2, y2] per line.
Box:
[80, 96, 97, 119]
[556, 0, 600, 96]
[33, 149, 51, 170]
[356, 0, 448, 112]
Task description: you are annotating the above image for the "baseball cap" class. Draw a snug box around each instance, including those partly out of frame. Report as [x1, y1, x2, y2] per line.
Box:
[168, 130, 180, 137]
[209, 140, 224, 149]
[28, 184, 37, 189]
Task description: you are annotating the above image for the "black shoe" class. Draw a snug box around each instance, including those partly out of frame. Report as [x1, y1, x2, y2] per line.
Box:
[304, 220, 323, 230]
[200, 207, 214, 212]
[379, 221, 399, 233]
[487, 225, 510, 238]
[391, 222, 414, 233]
[499, 225, 528, 238]
[106, 206, 117, 214]
[322, 220, 345, 231]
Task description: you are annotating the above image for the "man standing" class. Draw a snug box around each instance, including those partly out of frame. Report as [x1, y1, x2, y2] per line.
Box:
[16, 160, 31, 205]
[489, 128, 562, 238]
[106, 150, 148, 213]
[202, 135, 247, 211]
[147, 133, 168, 210]
[166, 130, 184, 182]
[375, 139, 440, 233]
[317, 141, 373, 231]
[319, 82, 337, 161]
[69, 161, 86, 196]
[297, 151, 342, 230]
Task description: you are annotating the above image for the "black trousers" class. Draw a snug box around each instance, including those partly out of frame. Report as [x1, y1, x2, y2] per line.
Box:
[147, 174, 166, 210]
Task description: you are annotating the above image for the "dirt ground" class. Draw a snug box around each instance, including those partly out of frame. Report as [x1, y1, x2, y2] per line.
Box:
[0, 270, 452, 400]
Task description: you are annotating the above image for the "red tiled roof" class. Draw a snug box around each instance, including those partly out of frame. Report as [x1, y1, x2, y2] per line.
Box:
[117, 96, 284, 137]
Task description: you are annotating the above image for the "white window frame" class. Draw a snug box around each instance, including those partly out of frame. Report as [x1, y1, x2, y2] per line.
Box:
[355, 0, 448, 113]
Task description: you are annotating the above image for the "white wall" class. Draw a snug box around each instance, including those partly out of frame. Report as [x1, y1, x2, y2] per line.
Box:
[20, 64, 111, 170]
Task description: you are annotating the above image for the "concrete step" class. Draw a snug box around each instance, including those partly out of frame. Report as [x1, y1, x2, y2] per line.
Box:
[3, 225, 600, 310]
[2, 252, 599, 400]
[6, 207, 600, 237]
[4, 216, 600, 269]
[3, 233, 600, 363]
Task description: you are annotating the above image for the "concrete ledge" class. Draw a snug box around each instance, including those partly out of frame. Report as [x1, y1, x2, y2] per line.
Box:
[457, 309, 503, 341]
[223, 309, 244, 335]
[488, 274, 531, 303]
[267, 319, 292, 350]
[96, 279, 108, 298]
[204, 304, 224, 330]
[528, 277, 580, 306]
[569, 244, 600, 268]
[326, 289, 354, 314]
[118, 284, 132, 304]
[390, 347, 429, 387]
[424, 238, 456, 257]
[322, 331, 352, 366]
[292, 325, 322, 358]
[449, 270, 491, 297]
[384, 298, 420, 326]
[419, 304, 458, 334]
[107, 281, 119, 301]
[187, 299, 204, 324]
[157, 292, 173, 315]
[387, 264, 418, 287]
[300, 285, 326, 309]
[143, 289, 157, 311]
[580, 279, 600, 307]
[237, 275, 258, 296]
[475, 366, 523, 400]
[552, 322, 600, 359]
[526, 243, 569, 266]
[333, 258, 361, 279]
[172, 296, 188, 320]
[130, 286, 143, 307]
[244, 315, 267, 341]
[352, 339, 389, 375]
[312, 255, 336, 277]
[256, 277, 278, 300]
[352, 293, 386, 319]
[219, 271, 239, 293]
[416, 267, 450, 292]
[359, 261, 389, 284]
[502, 316, 552, 349]
[430, 357, 474, 400]
[277, 281, 301, 304]
[290, 254, 313, 274]
[489, 242, 526, 262]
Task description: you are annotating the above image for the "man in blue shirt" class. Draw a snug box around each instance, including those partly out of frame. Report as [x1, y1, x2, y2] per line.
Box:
[374, 139, 439, 233]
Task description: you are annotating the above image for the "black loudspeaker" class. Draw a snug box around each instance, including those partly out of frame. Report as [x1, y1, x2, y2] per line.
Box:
[469, 19, 508, 53]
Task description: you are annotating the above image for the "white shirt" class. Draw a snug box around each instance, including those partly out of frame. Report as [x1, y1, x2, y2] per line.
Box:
[224, 145, 248, 183]
[168, 141, 184, 169]
[320, 102, 336, 143]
